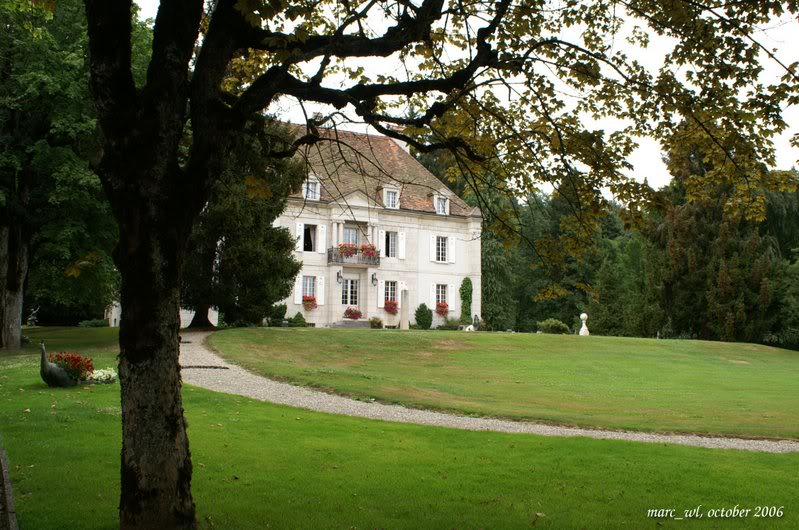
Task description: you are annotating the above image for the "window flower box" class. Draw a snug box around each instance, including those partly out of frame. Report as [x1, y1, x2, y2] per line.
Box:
[344, 307, 362, 320]
[384, 300, 398, 315]
[360, 243, 378, 258]
[435, 302, 449, 317]
[302, 295, 317, 310]
[338, 243, 357, 257]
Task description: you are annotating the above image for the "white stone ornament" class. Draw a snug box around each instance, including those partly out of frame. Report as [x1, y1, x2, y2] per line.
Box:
[579, 313, 590, 336]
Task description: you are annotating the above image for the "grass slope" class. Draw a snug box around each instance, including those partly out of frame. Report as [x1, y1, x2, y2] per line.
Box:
[0, 329, 797, 528]
[211, 328, 799, 439]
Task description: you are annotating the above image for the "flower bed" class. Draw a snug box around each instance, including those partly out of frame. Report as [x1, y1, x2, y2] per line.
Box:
[344, 307, 362, 320]
[384, 299, 398, 315]
[302, 295, 317, 310]
[435, 302, 449, 317]
[86, 368, 117, 384]
[49, 352, 94, 381]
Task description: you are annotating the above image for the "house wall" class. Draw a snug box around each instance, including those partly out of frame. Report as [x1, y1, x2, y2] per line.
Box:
[276, 197, 482, 327]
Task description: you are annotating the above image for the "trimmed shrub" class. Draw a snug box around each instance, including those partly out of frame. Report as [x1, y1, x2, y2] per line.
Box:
[78, 319, 109, 328]
[437, 317, 461, 330]
[537, 318, 570, 334]
[268, 304, 287, 326]
[415, 304, 433, 330]
[460, 277, 473, 323]
[369, 317, 384, 329]
[289, 312, 307, 327]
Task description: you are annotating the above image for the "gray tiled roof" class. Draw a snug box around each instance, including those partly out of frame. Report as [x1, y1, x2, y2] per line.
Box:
[292, 127, 479, 217]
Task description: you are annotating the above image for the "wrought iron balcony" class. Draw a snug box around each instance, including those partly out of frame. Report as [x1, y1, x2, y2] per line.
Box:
[327, 246, 380, 267]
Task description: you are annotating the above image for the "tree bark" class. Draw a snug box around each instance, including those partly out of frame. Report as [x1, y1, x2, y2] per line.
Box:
[116, 205, 196, 529]
[0, 225, 28, 350]
[187, 304, 213, 329]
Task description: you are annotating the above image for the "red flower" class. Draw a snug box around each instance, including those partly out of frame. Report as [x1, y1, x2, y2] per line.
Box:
[338, 243, 357, 257]
[360, 244, 378, 258]
[384, 299, 398, 315]
[48, 352, 94, 381]
[302, 295, 317, 310]
[435, 302, 449, 317]
[344, 307, 362, 320]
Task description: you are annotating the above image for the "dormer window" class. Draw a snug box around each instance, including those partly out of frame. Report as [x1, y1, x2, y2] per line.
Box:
[384, 188, 399, 209]
[303, 177, 320, 201]
[435, 195, 449, 215]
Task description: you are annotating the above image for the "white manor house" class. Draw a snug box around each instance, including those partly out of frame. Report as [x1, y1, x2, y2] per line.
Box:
[277, 128, 482, 327]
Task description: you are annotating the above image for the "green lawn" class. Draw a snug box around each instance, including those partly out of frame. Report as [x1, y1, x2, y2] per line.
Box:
[1, 328, 798, 528]
[211, 328, 799, 439]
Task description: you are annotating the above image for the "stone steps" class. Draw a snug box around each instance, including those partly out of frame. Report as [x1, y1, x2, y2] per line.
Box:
[330, 319, 371, 329]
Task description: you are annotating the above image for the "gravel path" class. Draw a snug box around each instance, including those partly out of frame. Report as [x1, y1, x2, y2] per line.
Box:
[179, 331, 799, 454]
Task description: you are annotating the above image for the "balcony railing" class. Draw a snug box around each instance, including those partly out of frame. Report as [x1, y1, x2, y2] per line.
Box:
[327, 247, 380, 267]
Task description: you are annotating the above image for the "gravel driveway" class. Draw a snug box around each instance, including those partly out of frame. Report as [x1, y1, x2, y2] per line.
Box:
[179, 331, 799, 454]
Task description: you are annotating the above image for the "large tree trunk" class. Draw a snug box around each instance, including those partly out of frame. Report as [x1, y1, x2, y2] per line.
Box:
[187, 304, 213, 329]
[116, 206, 196, 529]
[0, 225, 28, 350]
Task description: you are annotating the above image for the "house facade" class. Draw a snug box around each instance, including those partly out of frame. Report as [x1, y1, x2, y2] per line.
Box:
[276, 129, 482, 327]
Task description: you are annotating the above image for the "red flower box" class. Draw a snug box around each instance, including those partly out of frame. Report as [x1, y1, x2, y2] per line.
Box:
[435, 302, 449, 317]
[302, 295, 317, 310]
[360, 244, 378, 258]
[384, 300, 398, 315]
[338, 243, 357, 257]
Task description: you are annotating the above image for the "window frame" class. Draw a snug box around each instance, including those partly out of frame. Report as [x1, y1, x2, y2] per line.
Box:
[385, 231, 398, 258]
[435, 235, 448, 263]
[385, 280, 397, 302]
[302, 276, 316, 297]
[384, 189, 399, 209]
[436, 283, 448, 304]
[303, 224, 317, 252]
[341, 278, 359, 305]
[435, 196, 448, 215]
[304, 178, 320, 201]
[343, 226, 359, 245]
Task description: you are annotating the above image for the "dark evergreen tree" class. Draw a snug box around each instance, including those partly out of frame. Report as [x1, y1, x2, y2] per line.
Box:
[182, 122, 304, 327]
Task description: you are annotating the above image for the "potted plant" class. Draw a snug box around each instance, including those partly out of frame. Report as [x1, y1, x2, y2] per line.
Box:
[344, 307, 362, 320]
[435, 301, 449, 317]
[302, 295, 317, 310]
[360, 243, 378, 258]
[384, 299, 398, 315]
[338, 243, 357, 257]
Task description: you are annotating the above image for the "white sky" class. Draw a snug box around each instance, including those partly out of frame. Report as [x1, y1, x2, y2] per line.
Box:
[135, 1, 798, 190]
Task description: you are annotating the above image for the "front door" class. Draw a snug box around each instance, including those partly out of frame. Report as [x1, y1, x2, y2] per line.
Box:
[341, 273, 360, 311]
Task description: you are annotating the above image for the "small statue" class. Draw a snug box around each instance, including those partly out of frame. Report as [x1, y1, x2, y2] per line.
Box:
[39, 341, 76, 388]
[579, 313, 590, 336]
[26, 306, 39, 326]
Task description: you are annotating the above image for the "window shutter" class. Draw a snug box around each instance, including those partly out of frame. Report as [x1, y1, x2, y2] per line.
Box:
[378, 280, 385, 308]
[449, 237, 456, 264]
[294, 274, 302, 304]
[398, 232, 406, 260]
[430, 235, 436, 262]
[379, 230, 386, 258]
[317, 276, 325, 305]
[397, 281, 404, 308]
[448, 284, 453, 307]
[295, 222, 304, 252]
[430, 283, 436, 307]
[317, 224, 327, 254]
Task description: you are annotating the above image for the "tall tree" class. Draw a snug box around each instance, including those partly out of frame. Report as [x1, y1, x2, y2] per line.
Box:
[182, 121, 304, 327]
[80, 1, 797, 526]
